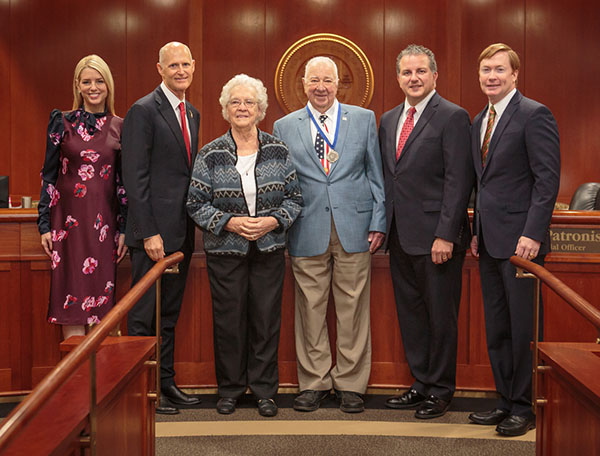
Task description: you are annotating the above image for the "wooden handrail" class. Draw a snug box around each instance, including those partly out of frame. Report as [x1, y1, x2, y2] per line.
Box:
[510, 256, 600, 330]
[0, 251, 184, 451]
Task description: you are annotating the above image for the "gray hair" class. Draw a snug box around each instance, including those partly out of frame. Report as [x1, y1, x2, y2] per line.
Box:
[303, 56, 339, 81]
[396, 44, 437, 74]
[219, 74, 268, 123]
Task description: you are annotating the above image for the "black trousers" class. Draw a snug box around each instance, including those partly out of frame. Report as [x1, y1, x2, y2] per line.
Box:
[478, 235, 543, 418]
[388, 228, 464, 402]
[206, 244, 285, 399]
[127, 236, 193, 386]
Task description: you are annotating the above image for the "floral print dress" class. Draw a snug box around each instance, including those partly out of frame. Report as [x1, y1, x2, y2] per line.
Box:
[38, 108, 127, 325]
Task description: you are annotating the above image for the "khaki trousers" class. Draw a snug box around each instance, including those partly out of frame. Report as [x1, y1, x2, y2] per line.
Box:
[291, 221, 372, 393]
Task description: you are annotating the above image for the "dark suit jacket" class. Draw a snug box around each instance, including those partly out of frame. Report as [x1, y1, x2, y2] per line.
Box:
[122, 85, 200, 252]
[471, 90, 560, 258]
[379, 92, 474, 255]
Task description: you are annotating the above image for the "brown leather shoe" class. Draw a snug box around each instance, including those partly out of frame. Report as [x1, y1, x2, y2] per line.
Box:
[385, 389, 426, 409]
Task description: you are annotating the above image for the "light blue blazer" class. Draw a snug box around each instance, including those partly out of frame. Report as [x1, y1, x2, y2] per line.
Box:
[273, 103, 385, 257]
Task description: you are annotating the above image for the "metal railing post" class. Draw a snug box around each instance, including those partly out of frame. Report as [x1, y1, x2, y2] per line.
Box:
[515, 266, 542, 415]
[155, 277, 162, 408]
[89, 351, 97, 456]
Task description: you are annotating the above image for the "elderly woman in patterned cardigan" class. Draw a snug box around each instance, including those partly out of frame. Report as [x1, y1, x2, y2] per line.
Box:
[187, 74, 302, 417]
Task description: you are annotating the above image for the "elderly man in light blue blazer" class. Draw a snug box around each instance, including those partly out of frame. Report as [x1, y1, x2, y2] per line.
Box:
[273, 56, 385, 414]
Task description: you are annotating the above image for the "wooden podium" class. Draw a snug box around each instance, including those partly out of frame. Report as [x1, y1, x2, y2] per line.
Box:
[1, 337, 156, 455]
[536, 342, 600, 456]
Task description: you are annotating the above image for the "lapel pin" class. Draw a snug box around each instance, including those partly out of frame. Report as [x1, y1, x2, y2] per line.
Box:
[342, 116, 347, 121]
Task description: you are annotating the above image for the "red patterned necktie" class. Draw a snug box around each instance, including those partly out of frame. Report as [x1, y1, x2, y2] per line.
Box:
[179, 102, 191, 165]
[396, 106, 416, 160]
[481, 106, 496, 166]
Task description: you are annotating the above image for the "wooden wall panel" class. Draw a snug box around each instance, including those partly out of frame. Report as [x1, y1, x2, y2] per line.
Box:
[125, 0, 190, 110]
[2, 0, 599, 207]
[382, 1, 458, 112]
[0, 1, 10, 185]
[0, 262, 17, 391]
[201, 0, 267, 143]
[264, 0, 385, 133]
[525, 0, 600, 202]
[459, 0, 525, 119]
[8, 0, 127, 199]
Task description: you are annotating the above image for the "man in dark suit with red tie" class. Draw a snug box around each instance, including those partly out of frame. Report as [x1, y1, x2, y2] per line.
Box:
[379, 44, 474, 419]
[468, 43, 560, 436]
[122, 41, 201, 414]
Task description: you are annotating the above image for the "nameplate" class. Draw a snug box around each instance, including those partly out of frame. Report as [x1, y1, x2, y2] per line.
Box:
[550, 228, 600, 253]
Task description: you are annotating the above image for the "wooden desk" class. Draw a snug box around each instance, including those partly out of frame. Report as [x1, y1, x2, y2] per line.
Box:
[536, 342, 600, 455]
[1, 337, 156, 455]
[2, 208, 600, 392]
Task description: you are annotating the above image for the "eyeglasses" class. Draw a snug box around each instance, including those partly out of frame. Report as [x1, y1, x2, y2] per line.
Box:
[229, 99, 257, 108]
[305, 77, 337, 87]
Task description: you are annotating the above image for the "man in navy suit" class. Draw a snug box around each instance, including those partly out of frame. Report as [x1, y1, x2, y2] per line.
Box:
[379, 44, 474, 419]
[273, 56, 385, 413]
[468, 43, 560, 436]
[122, 42, 201, 414]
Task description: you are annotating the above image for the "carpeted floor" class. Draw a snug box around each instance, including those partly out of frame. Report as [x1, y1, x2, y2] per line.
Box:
[155, 394, 535, 456]
[0, 393, 535, 455]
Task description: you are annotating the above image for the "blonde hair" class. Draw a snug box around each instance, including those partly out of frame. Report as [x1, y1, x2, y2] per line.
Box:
[72, 54, 115, 115]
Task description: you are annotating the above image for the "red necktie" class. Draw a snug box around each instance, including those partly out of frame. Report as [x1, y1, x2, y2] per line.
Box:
[179, 102, 191, 165]
[481, 106, 496, 166]
[396, 106, 416, 160]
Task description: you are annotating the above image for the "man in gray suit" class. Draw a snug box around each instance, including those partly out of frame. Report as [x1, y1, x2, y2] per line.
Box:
[379, 44, 474, 419]
[468, 43, 560, 436]
[273, 56, 385, 413]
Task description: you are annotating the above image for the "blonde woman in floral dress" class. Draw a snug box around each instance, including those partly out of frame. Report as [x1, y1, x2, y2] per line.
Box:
[37, 55, 127, 339]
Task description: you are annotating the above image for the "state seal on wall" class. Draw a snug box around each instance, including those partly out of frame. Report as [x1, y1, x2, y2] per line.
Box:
[274, 33, 374, 114]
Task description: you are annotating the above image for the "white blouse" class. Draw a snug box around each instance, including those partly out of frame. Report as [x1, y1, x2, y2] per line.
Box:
[236, 152, 257, 216]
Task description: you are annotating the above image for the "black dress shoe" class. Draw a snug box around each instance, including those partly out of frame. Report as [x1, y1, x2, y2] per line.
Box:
[415, 395, 450, 419]
[257, 398, 278, 417]
[385, 389, 426, 409]
[161, 384, 201, 406]
[156, 396, 179, 415]
[469, 408, 509, 425]
[293, 390, 330, 412]
[216, 397, 237, 415]
[496, 414, 536, 436]
[335, 390, 364, 413]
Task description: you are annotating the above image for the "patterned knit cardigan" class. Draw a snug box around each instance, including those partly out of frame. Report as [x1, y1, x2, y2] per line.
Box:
[187, 129, 303, 256]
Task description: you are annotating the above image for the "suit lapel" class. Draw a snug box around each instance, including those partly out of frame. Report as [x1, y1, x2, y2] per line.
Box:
[154, 87, 189, 165]
[297, 109, 328, 175]
[385, 104, 402, 171]
[472, 108, 486, 177]
[186, 102, 198, 165]
[397, 93, 439, 164]
[484, 90, 521, 172]
[328, 104, 350, 176]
